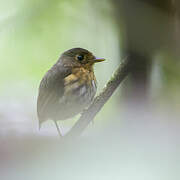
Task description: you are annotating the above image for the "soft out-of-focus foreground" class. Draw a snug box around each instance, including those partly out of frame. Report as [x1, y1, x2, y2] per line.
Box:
[0, 0, 180, 179]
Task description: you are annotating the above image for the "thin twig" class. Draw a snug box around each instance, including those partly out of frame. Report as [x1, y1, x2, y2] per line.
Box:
[64, 57, 132, 139]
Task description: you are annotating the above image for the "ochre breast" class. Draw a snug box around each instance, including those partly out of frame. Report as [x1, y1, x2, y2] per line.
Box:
[56, 67, 97, 119]
[64, 67, 97, 96]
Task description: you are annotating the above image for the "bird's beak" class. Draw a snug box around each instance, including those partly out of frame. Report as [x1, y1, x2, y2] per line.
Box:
[94, 57, 105, 63]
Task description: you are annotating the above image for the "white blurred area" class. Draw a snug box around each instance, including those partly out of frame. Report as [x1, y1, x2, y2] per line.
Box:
[0, 102, 180, 180]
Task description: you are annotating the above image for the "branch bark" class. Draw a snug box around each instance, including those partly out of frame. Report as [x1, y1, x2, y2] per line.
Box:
[64, 57, 132, 139]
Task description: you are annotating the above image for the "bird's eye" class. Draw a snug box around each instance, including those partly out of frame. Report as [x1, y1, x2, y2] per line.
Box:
[77, 55, 84, 61]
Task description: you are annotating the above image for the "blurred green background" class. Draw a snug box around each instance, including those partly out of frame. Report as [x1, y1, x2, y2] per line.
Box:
[0, 0, 180, 179]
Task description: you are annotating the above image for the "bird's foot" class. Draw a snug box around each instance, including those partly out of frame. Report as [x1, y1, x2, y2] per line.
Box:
[54, 121, 63, 137]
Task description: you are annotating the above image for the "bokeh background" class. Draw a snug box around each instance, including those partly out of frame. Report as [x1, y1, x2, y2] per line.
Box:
[0, 0, 180, 179]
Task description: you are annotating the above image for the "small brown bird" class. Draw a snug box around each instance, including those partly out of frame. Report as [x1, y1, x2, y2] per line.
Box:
[37, 48, 105, 136]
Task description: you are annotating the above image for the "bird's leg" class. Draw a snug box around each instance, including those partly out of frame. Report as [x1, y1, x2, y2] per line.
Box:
[91, 120, 94, 126]
[54, 121, 62, 137]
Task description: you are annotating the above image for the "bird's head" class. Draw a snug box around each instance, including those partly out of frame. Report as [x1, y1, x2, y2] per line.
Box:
[60, 48, 105, 70]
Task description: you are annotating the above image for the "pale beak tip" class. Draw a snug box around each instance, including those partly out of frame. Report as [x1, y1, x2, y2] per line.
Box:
[94, 57, 105, 63]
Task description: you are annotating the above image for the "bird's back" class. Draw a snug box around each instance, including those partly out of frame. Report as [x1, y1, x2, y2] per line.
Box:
[37, 62, 70, 123]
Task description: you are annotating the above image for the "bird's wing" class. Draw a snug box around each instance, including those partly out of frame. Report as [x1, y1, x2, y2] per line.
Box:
[37, 64, 71, 123]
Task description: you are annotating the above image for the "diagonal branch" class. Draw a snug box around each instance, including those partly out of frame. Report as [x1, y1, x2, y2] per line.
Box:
[64, 57, 132, 139]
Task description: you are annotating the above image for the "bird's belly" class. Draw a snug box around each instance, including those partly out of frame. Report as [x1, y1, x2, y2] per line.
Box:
[56, 80, 97, 120]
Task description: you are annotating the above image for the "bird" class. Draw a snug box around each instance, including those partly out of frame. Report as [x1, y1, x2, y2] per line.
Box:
[37, 48, 105, 136]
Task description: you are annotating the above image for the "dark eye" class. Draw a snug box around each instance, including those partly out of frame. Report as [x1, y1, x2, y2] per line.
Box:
[77, 55, 84, 61]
